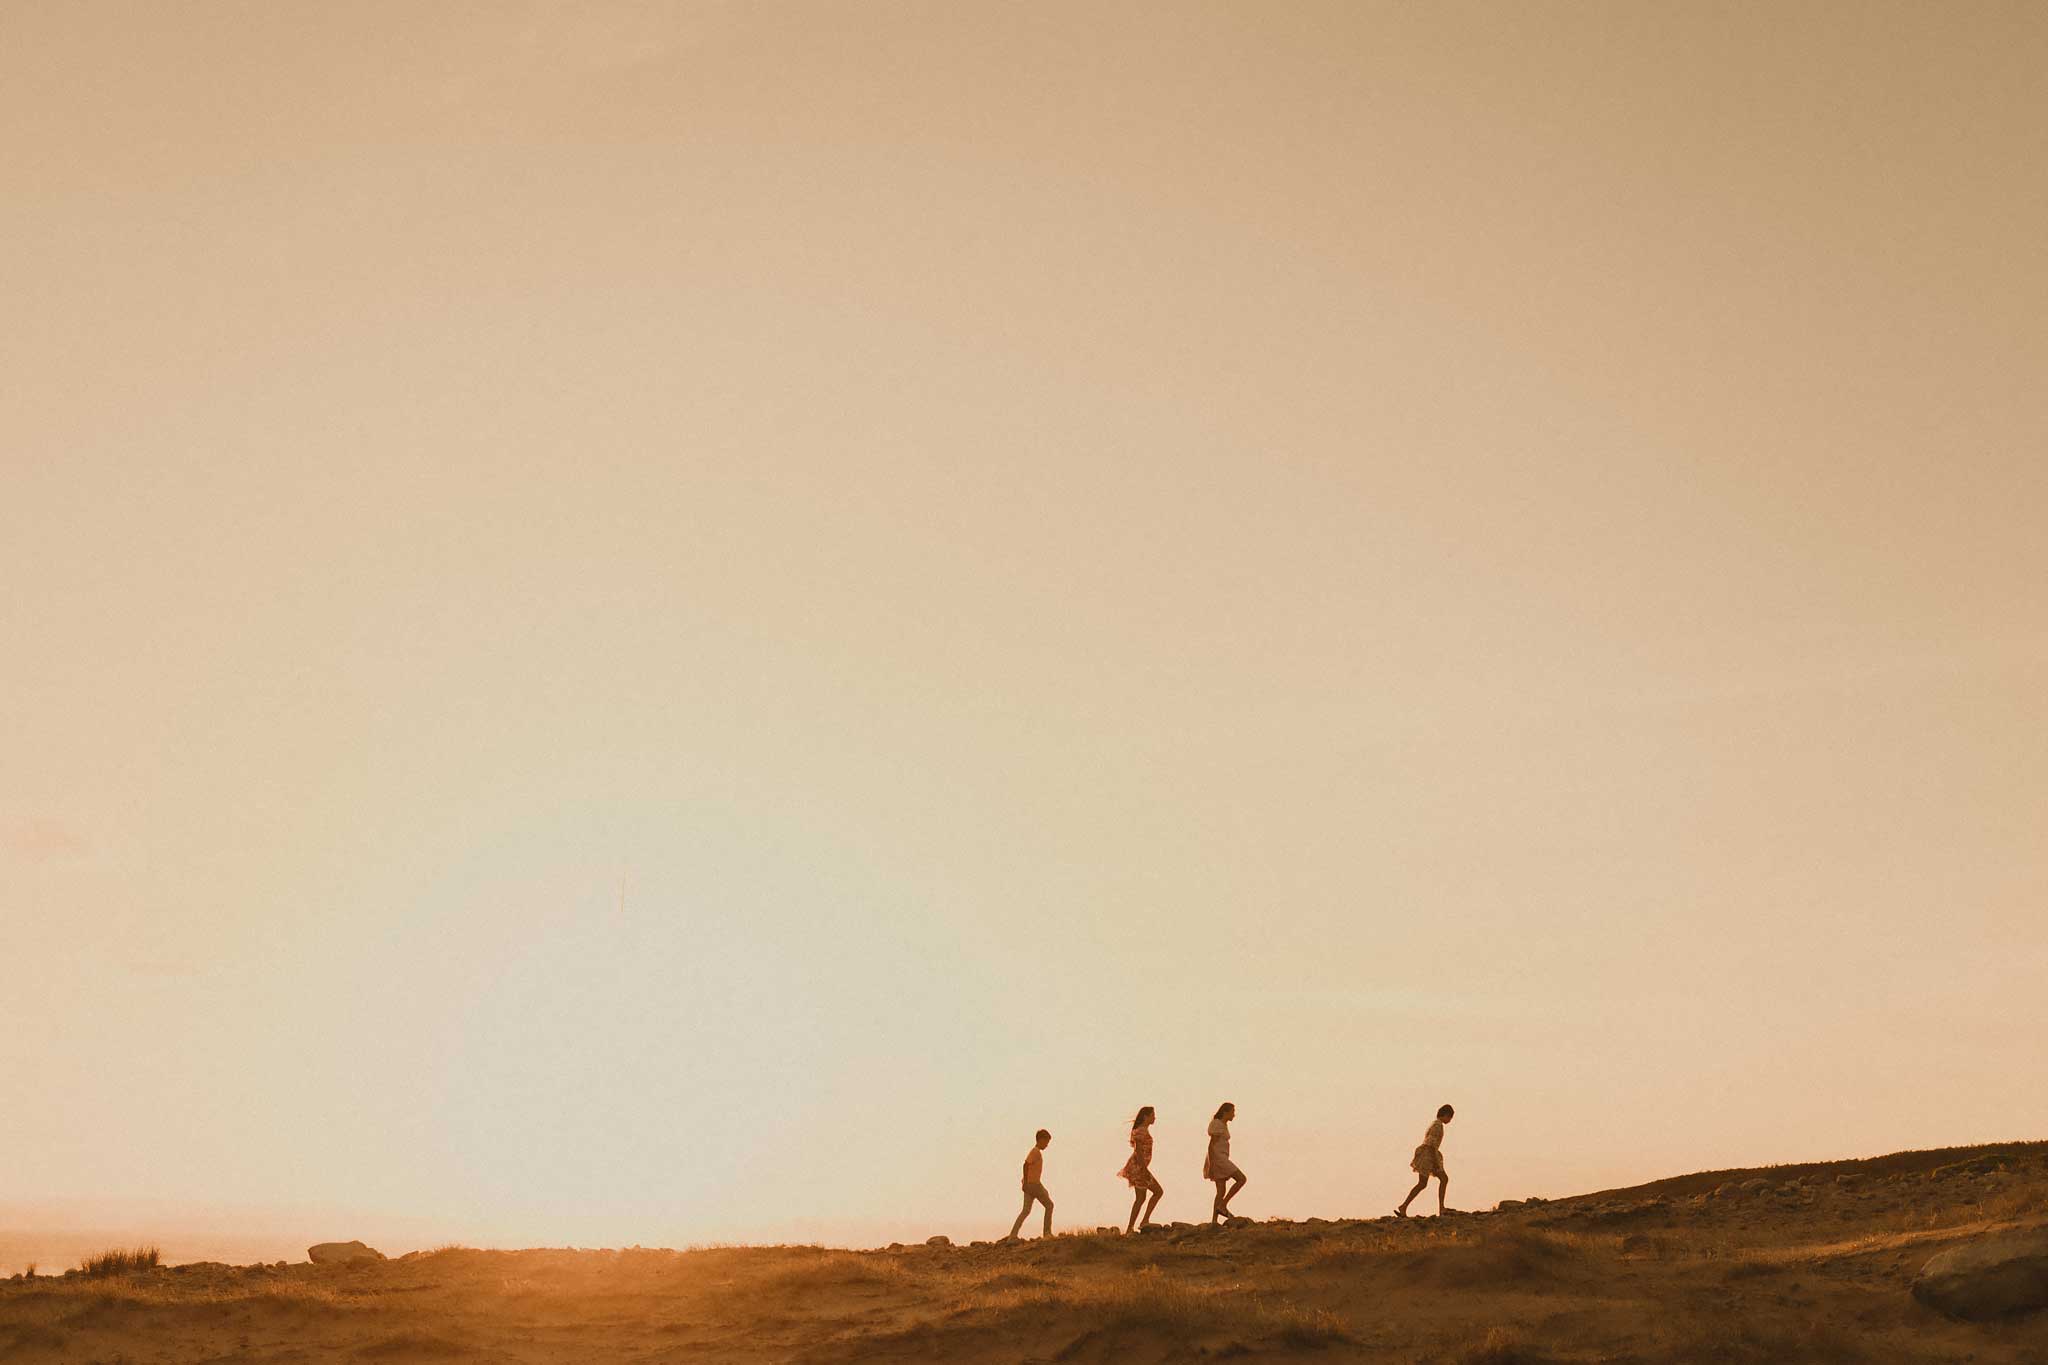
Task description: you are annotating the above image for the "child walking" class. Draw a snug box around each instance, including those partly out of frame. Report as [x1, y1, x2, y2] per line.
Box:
[1396, 1104, 1455, 1217]
[1008, 1129, 1054, 1239]
[1204, 1102, 1247, 1224]
[1119, 1106, 1164, 1232]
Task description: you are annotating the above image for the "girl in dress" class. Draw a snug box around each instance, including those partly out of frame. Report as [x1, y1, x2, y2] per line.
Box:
[1204, 1101, 1247, 1224]
[1396, 1104, 1455, 1217]
[1118, 1105, 1164, 1232]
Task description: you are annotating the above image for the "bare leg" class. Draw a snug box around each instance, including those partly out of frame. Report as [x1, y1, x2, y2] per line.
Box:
[1142, 1184, 1163, 1228]
[1211, 1178, 1228, 1223]
[1039, 1191, 1054, 1237]
[1008, 1193, 1032, 1239]
[1397, 1174, 1428, 1216]
[1127, 1187, 1145, 1234]
[1435, 1174, 1448, 1215]
[1219, 1172, 1247, 1219]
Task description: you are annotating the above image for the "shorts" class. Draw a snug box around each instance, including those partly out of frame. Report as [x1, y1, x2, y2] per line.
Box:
[1021, 1180, 1052, 1203]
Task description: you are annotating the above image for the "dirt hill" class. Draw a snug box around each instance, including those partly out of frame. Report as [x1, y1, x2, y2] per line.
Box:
[4, 1141, 2044, 1362]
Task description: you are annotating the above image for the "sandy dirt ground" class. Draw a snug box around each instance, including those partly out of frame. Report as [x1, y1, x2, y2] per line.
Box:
[4, 1141, 2045, 1362]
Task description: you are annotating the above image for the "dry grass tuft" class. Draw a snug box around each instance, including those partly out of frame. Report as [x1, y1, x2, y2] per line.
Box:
[1303, 1227, 1401, 1269]
[1394, 1229, 1589, 1290]
[1720, 1260, 1785, 1285]
[962, 1266, 1353, 1347]
[1657, 1313, 1871, 1364]
[956, 1268, 1056, 1294]
[754, 1251, 908, 1297]
[77, 1246, 159, 1277]
[1458, 1325, 1558, 1364]
[1266, 1303, 1355, 1349]
[4, 1323, 70, 1352]
[355, 1330, 469, 1357]
[1974, 1186, 2045, 1223]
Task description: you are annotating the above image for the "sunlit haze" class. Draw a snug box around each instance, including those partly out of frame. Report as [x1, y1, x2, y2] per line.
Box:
[4, 1, 2045, 1262]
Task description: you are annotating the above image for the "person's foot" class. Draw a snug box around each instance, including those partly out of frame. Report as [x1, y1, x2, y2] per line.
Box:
[1393, 1207, 1407, 1219]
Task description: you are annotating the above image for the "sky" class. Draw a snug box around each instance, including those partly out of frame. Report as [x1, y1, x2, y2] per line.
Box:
[2, 1, 2045, 1260]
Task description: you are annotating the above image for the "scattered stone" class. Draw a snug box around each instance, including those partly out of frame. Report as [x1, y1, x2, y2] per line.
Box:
[1168, 1222, 1193, 1231]
[924, 1236, 951, 1249]
[308, 1241, 385, 1266]
[885, 1243, 904, 1252]
[1739, 1178, 1770, 1193]
[1303, 1217, 1329, 1226]
[1225, 1216, 1253, 1229]
[1912, 1231, 2048, 1320]
[969, 1241, 991, 1248]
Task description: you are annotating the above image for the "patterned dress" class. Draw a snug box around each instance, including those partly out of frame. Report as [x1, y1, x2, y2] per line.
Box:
[1411, 1119, 1447, 1178]
[1119, 1126, 1158, 1189]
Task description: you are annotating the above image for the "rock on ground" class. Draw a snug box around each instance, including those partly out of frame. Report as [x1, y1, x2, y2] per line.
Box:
[1912, 1229, 2048, 1320]
[307, 1241, 386, 1265]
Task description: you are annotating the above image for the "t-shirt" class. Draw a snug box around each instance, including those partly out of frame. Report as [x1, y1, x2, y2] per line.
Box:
[1023, 1146, 1044, 1186]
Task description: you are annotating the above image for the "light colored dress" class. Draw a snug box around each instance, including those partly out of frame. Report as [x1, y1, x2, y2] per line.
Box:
[1119, 1126, 1158, 1189]
[1203, 1117, 1243, 1181]
[1411, 1118, 1447, 1178]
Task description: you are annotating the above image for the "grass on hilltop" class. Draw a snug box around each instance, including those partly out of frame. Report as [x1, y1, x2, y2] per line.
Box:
[76, 1247, 159, 1278]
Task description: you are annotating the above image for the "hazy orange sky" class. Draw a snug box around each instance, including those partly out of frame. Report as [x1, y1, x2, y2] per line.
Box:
[4, 1, 2045, 1257]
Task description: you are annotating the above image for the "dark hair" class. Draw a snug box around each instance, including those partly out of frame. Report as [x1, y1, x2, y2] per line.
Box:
[1214, 1102, 1234, 1120]
[1437, 1104, 1455, 1120]
[1035, 1128, 1051, 1143]
[1132, 1106, 1154, 1130]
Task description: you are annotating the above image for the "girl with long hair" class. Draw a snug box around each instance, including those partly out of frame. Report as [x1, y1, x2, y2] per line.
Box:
[1203, 1101, 1247, 1224]
[1118, 1105, 1163, 1232]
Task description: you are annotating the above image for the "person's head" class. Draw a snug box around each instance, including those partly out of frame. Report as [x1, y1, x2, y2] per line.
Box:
[1437, 1104, 1455, 1123]
[1035, 1128, 1052, 1148]
[1132, 1105, 1155, 1130]
[1215, 1102, 1235, 1121]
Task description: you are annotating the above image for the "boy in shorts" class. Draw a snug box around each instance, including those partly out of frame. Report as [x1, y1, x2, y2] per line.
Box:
[1008, 1129, 1054, 1239]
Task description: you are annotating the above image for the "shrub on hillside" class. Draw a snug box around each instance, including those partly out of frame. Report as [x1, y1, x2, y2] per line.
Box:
[78, 1247, 159, 1278]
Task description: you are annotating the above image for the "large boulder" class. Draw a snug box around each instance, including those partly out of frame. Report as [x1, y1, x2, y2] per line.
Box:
[1912, 1230, 2048, 1320]
[307, 1241, 385, 1266]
